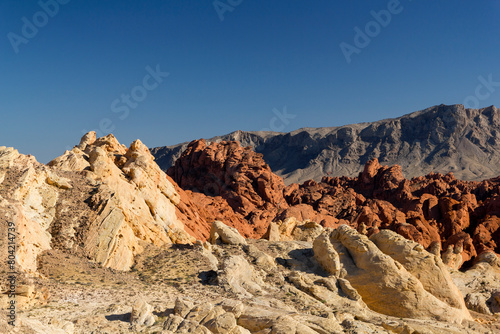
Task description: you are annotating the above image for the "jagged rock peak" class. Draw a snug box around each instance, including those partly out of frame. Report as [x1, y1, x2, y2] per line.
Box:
[3, 132, 196, 273]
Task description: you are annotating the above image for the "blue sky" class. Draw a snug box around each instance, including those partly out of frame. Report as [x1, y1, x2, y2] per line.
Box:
[1, 0, 499, 163]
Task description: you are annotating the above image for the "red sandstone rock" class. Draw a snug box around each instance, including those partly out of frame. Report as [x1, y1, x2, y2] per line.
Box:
[438, 197, 471, 239]
[170, 144, 500, 267]
[442, 232, 477, 265]
[473, 216, 500, 255]
[168, 139, 288, 238]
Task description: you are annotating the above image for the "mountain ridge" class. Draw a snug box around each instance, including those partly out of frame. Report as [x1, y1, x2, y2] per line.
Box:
[151, 104, 500, 185]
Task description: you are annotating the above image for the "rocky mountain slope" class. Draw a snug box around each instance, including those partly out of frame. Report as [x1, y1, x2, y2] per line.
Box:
[152, 104, 500, 185]
[0, 132, 499, 333]
[0, 132, 197, 274]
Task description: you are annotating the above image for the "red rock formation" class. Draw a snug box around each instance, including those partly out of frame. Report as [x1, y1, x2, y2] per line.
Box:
[167, 175, 212, 241]
[473, 216, 500, 254]
[169, 139, 500, 268]
[168, 139, 288, 238]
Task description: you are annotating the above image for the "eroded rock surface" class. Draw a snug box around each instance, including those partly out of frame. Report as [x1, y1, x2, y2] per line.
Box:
[1, 133, 198, 273]
[317, 225, 471, 322]
[168, 137, 500, 270]
[168, 139, 288, 239]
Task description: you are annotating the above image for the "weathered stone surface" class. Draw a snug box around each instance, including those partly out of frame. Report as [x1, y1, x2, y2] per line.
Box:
[185, 302, 214, 323]
[48, 146, 91, 172]
[55, 134, 196, 270]
[176, 319, 212, 333]
[0, 148, 57, 273]
[210, 220, 247, 245]
[264, 221, 280, 241]
[329, 225, 471, 322]
[264, 217, 326, 243]
[130, 298, 155, 327]
[175, 297, 195, 318]
[219, 299, 245, 318]
[465, 293, 492, 315]
[204, 312, 237, 333]
[168, 139, 288, 239]
[313, 231, 341, 276]
[370, 229, 467, 310]
[337, 278, 361, 301]
[164, 313, 184, 332]
[77, 130, 97, 150]
[0, 133, 202, 274]
[237, 305, 343, 334]
[218, 255, 265, 298]
[46, 172, 72, 189]
[451, 251, 500, 315]
[230, 325, 251, 334]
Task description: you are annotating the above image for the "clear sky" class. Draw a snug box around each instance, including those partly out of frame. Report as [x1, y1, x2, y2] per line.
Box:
[1, 0, 499, 163]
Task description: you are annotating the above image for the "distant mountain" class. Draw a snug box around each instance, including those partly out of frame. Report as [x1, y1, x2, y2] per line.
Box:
[151, 104, 500, 185]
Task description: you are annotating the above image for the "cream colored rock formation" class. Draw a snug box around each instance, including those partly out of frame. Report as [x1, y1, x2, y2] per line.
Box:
[265, 217, 324, 242]
[218, 255, 266, 298]
[451, 251, 500, 315]
[165, 296, 343, 334]
[209, 220, 247, 245]
[314, 225, 471, 323]
[370, 229, 468, 311]
[130, 297, 156, 327]
[52, 133, 195, 270]
[312, 231, 341, 276]
[0, 133, 196, 275]
[0, 147, 58, 273]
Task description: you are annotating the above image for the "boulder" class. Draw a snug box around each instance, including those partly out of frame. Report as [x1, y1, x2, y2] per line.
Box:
[329, 225, 471, 323]
[210, 220, 247, 245]
[174, 297, 195, 318]
[163, 314, 184, 332]
[218, 256, 265, 298]
[204, 312, 237, 333]
[313, 231, 341, 276]
[370, 229, 468, 310]
[130, 298, 155, 327]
